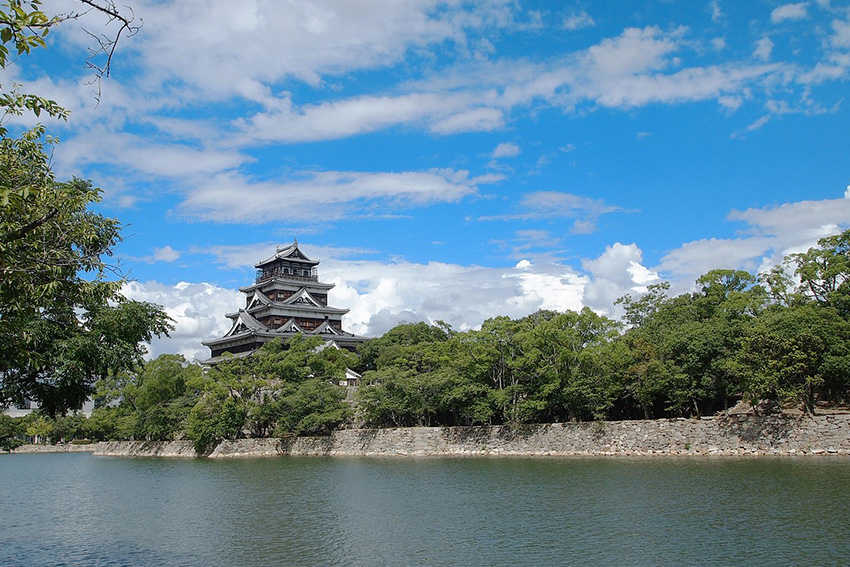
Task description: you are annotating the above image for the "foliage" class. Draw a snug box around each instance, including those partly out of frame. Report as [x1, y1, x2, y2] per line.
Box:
[0, 1, 168, 415]
[187, 394, 246, 454]
[790, 231, 850, 317]
[9, 228, 849, 441]
[275, 378, 350, 436]
[0, 0, 139, 120]
[737, 303, 850, 413]
[0, 413, 23, 450]
[84, 405, 136, 441]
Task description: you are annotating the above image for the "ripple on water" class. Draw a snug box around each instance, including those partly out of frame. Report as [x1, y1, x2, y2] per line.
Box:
[1, 453, 849, 567]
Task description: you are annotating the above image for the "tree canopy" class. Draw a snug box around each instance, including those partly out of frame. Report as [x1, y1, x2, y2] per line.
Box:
[0, 0, 170, 415]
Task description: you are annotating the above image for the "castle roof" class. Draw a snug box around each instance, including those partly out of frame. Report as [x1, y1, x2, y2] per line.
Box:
[255, 240, 318, 269]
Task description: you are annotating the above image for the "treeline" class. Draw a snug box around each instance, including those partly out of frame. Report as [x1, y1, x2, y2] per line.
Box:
[2, 231, 848, 452]
[1, 335, 356, 452]
[355, 230, 850, 425]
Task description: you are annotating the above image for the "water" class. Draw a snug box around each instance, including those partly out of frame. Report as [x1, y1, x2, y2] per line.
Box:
[1, 453, 849, 566]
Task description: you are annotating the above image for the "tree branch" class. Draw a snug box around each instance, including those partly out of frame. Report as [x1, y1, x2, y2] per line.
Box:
[1, 207, 59, 244]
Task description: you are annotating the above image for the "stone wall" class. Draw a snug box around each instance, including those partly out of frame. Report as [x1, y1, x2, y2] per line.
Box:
[81, 414, 850, 458]
[94, 440, 198, 458]
[12, 443, 99, 454]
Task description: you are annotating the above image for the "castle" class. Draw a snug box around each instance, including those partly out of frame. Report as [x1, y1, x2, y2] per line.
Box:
[203, 241, 368, 361]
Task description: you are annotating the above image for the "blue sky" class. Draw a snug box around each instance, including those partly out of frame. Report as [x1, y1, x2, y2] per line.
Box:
[10, 0, 850, 359]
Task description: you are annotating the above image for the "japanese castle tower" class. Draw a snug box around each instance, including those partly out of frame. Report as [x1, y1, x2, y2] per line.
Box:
[203, 241, 368, 361]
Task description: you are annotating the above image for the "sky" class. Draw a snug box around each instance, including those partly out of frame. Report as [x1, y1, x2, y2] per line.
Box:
[8, 0, 850, 360]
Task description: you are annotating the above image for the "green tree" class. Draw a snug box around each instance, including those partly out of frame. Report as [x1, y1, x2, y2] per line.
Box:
[52, 412, 86, 441]
[187, 394, 246, 453]
[738, 303, 850, 413]
[129, 354, 200, 411]
[790, 229, 850, 317]
[24, 413, 53, 443]
[276, 378, 350, 436]
[84, 405, 134, 441]
[514, 309, 622, 422]
[0, 2, 169, 415]
[0, 413, 23, 451]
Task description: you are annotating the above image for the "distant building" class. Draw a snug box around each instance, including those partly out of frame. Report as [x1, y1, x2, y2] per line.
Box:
[3, 398, 94, 418]
[202, 240, 368, 362]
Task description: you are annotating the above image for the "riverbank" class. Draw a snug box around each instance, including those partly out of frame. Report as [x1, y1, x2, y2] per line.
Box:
[64, 412, 848, 458]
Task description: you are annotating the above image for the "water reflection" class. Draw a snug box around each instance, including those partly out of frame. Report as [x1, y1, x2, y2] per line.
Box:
[1, 453, 849, 566]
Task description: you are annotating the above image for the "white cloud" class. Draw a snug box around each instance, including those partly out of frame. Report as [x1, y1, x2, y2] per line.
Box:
[728, 193, 850, 243]
[153, 246, 181, 263]
[492, 142, 521, 158]
[122, 0, 521, 96]
[709, 1, 724, 23]
[657, 236, 778, 285]
[53, 128, 248, 181]
[238, 92, 488, 142]
[121, 281, 243, 361]
[124, 190, 850, 358]
[754, 37, 774, 61]
[832, 16, 850, 48]
[179, 168, 499, 223]
[53, 18, 819, 152]
[771, 3, 810, 24]
[563, 11, 595, 31]
[479, 191, 626, 234]
[429, 106, 505, 134]
[657, 190, 850, 285]
[581, 243, 659, 316]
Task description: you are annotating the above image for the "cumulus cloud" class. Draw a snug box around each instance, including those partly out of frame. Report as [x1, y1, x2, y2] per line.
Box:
[153, 246, 181, 263]
[124, 190, 850, 358]
[581, 243, 659, 316]
[832, 16, 850, 48]
[121, 281, 243, 361]
[658, 190, 850, 285]
[771, 3, 810, 24]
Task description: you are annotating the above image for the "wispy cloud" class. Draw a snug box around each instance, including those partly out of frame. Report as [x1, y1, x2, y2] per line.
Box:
[479, 191, 627, 234]
[562, 11, 595, 31]
[178, 169, 502, 223]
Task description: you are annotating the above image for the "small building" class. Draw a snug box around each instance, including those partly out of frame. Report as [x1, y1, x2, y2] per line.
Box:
[202, 241, 368, 362]
[2, 398, 94, 418]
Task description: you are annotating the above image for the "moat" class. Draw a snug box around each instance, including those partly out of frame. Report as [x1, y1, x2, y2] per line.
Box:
[2, 452, 849, 566]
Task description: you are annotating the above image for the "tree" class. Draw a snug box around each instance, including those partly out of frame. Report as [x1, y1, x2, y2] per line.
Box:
[128, 354, 201, 411]
[275, 378, 350, 436]
[737, 303, 850, 413]
[0, 413, 22, 450]
[0, 3, 171, 414]
[789, 229, 850, 317]
[0, 1, 139, 113]
[24, 413, 53, 443]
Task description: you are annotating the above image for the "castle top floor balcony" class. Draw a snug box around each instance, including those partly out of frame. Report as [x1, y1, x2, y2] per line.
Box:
[255, 267, 318, 284]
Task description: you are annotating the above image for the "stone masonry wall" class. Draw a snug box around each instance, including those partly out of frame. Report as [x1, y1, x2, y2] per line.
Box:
[83, 414, 850, 458]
